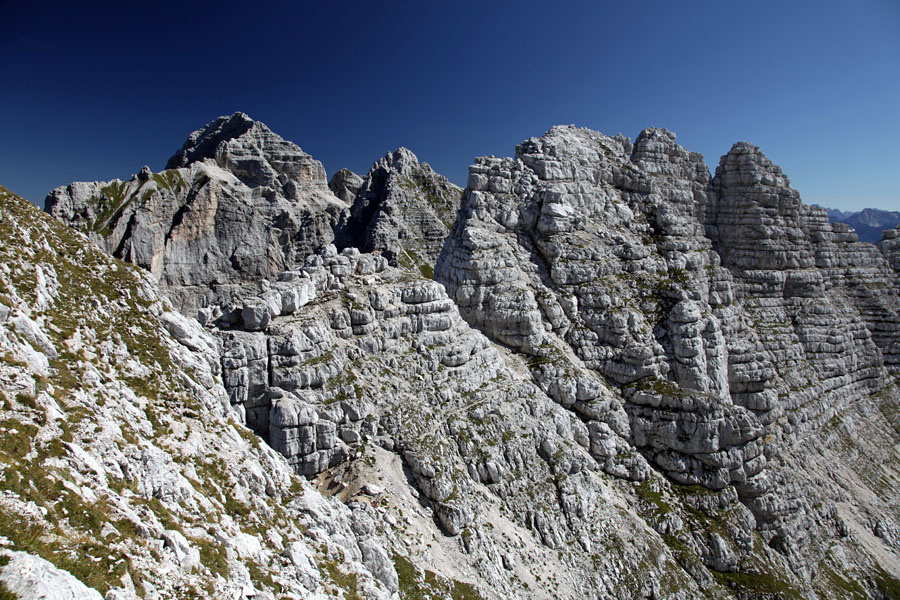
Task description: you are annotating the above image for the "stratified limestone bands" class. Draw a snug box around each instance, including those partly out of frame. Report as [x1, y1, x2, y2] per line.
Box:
[40, 113, 900, 598]
[437, 126, 900, 543]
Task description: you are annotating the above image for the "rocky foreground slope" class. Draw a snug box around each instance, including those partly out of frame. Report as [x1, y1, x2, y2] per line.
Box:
[0, 185, 437, 598]
[3, 113, 900, 598]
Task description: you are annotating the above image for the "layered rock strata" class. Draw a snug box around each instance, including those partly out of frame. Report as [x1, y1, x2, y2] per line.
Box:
[197, 244, 685, 592]
[37, 114, 900, 598]
[45, 112, 346, 313]
[436, 125, 900, 577]
[436, 127, 769, 492]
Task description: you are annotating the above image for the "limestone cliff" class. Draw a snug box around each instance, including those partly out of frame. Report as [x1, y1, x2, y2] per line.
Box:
[45, 112, 346, 313]
[437, 125, 900, 595]
[30, 115, 900, 599]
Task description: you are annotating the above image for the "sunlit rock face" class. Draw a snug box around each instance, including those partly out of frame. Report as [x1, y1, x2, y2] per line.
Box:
[45, 112, 346, 313]
[33, 115, 900, 598]
[437, 126, 767, 492]
[437, 124, 900, 563]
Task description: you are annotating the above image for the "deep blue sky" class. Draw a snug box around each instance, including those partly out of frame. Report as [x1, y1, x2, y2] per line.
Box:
[2, 1, 898, 211]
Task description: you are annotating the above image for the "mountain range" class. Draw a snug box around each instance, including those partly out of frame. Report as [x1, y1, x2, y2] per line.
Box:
[821, 207, 900, 244]
[1, 112, 900, 598]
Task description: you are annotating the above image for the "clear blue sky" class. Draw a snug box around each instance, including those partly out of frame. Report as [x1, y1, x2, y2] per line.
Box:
[1, 1, 898, 211]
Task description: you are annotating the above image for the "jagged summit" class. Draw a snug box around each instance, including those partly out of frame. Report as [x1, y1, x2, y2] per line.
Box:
[166, 111, 257, 167]
[328, 167, 364, 203]
[166, 111, 328, 195]
[333, 146, 462, 269]
[378, 146, 421, 174]
[45, 113, 345, 312]
[437, 122, 900, 594]
[714, 140, 794, 194]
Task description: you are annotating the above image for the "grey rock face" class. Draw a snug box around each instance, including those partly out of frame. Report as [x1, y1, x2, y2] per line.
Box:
[334, 147, 462, 270]
[710, 141, 900, 369]
[436, 124, 900, 575]
[202, 245, 699, 596]
[166, 111, 327, 194]
[33, 117, 900, 599]
[45, 113, 347, 313]
[879, 226, 900, 276]
[328, 167, 365, 204]
[437, 125, 765, 492]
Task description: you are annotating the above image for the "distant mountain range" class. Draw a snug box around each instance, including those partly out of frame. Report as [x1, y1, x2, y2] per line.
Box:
[819, 206, 900, 243]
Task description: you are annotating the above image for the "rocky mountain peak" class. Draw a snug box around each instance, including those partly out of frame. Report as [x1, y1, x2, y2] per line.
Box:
[328, 168, 364, 203]
[46, 114, 346, 312]
[714, 141, 793, 194]
[517, 125, 629, 161]
[630, 127, 710, 182]
[166, 111, 328, 196]
[632, 127, 680, 160]
[334, 147, 462, 269]
[632, 126, 677, 150]
[376, 146, 421, 175]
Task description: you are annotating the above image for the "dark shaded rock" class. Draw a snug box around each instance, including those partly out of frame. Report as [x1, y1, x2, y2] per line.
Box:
[334, 147, 462, 271]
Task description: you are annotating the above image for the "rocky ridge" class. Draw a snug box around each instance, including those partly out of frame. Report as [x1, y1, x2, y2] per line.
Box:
[5, 182, 704, 600]
[0, 186, 414, 598]
[332, 147, 462, 274]
[437, 125, 900, 594]
[13, 114, 900, 598]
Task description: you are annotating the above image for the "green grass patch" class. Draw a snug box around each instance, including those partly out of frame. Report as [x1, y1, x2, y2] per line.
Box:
[873, 565, 900, 599]
[816, 563, 868, 599]
[628, 376, 686, 397]
[321, 557, 362, 600]
[711, 566, 802, 598]
[191, 534, 230, 580]
[151, 170, 186, 194]
[0, 418, 38, 460]
[634, 479, 672, 514]
[247, 560, 281, 594]
[0, 352, 28, 368]
[0, 502, 132, 595]
[0, 582, 17, 600]
[394, 554, 485, 600]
